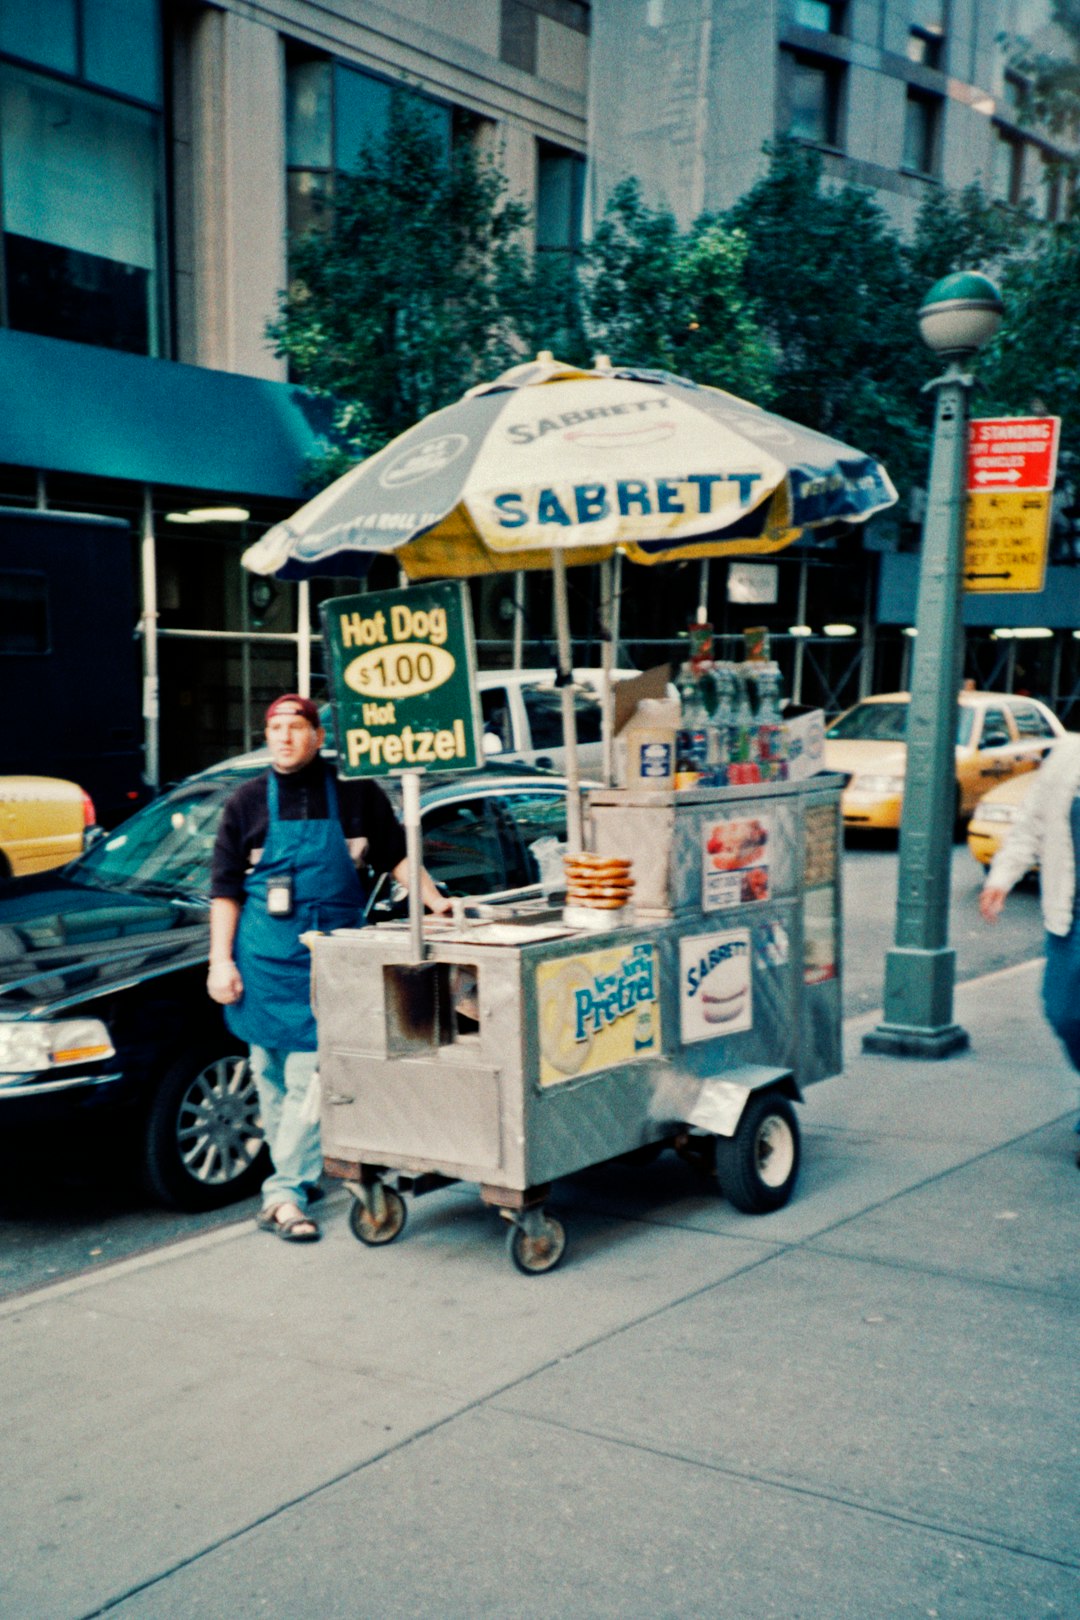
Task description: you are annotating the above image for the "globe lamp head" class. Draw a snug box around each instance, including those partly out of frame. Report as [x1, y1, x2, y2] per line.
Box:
[918, 272, 1003, 356]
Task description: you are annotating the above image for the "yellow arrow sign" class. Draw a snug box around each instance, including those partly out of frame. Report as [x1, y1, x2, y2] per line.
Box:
[963, 491, 1050, 593]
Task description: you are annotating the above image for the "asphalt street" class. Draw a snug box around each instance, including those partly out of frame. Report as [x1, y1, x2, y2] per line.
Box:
[0, 837, 1049, 1300]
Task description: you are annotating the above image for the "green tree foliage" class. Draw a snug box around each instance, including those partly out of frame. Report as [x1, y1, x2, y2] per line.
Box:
[726, 142, 929, 492]
[1006, 0, 1080, 156]
[268, 96, 532, 477]
[907, 182, 1032, 287]
[980, 219, 1080, 465]
[581, 179, 774, 399]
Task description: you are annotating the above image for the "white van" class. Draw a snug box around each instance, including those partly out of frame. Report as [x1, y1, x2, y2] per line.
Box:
[477, 669, 644, 774]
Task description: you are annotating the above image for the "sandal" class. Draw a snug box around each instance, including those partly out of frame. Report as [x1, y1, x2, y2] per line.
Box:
[257, 1204, 321, 1243]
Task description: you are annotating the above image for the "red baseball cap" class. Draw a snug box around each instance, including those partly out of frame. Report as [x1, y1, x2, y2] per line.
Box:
[265, 694, 321, 727]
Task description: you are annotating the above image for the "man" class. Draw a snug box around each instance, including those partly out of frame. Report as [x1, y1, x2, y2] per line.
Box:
[208, 694, 451, 1242]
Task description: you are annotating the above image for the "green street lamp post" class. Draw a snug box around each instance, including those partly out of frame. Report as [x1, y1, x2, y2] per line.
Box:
[864, 272, 1004, 1059]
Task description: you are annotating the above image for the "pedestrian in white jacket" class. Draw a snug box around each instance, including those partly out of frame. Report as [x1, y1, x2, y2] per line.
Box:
[980, 732, 1080, 1164]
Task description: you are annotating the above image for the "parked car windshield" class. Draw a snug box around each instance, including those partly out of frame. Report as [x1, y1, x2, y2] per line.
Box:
[70, 774, 244, 894]
[826, 702, 974, 746]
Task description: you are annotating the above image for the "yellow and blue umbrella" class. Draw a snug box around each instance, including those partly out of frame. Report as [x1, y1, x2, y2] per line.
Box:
[244, 356, 897, 854]
[243, 355, 897, 582]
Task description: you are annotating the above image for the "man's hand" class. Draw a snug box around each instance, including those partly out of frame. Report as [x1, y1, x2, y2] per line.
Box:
[979, 886, 1007, 925]
[207, 960, 244, 1004]
[426, 889, 454, 917]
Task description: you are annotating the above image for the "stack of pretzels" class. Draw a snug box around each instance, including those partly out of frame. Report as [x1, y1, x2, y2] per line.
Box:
[563, 852, 634, 910]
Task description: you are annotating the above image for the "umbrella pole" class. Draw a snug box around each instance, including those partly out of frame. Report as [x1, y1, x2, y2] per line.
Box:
[401, 769, 425, 963]
[600, 558, 615, 787]
[553, 551, 583, 853]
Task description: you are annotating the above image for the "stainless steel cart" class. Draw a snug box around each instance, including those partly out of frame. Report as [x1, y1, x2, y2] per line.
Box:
[312, 773, 843, 1273]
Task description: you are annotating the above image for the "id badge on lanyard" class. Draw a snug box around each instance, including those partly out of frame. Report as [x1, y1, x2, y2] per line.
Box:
[266, 874, 294, 917]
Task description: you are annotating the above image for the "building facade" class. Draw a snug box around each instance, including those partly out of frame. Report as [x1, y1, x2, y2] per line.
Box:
[0, 1, 589, 785]
[3, 0, 1078, 790]
[588, 0, 1073, 234]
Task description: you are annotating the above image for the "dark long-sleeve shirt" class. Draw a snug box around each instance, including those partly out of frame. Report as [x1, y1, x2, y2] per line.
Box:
[210, 758, 406, 901]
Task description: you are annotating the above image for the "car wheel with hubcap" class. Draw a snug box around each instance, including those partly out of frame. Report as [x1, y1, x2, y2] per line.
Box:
[142, 1045, 268, 1211]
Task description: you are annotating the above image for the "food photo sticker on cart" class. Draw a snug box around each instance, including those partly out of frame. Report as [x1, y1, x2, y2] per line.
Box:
[536, 941, 660, 1086]
[701, 814, 772, 912]
[679, 929, 753, 1044]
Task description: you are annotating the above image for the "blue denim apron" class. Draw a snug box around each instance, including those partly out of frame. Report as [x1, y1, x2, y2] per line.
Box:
[225, 768, 366, 1053]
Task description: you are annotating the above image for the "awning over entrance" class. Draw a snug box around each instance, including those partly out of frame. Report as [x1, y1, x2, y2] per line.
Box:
[0, 329, 329, 498]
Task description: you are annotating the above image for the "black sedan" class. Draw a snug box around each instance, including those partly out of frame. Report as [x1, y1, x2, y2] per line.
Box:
[0, 760, 576, 1210]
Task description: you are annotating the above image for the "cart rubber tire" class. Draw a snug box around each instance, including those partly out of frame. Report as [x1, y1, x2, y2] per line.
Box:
[508, 1215, 566, 1275]
[715, 1093, 800, 1214]
[348, 1187, 407, 1246]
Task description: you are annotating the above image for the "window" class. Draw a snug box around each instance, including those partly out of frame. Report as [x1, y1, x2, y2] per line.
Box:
[1009, 702, 1056, 739]
[421, 800, 507, 895]
[993, 130, 1025, 205]
[1040, 153, 1064, 222]
[536, 141, 585, 252]
[496, 789, 569, 887]
[0, 0, 160, 103]
[501, 0, 538, 72]
[480, 686, 514, 753]
[0, 63, 163, 354]
[903, 90, 940, 175]
[792, 0, 845, 33]
[285, 49, 451, 241]
[522, 686, 603, 751]
[907, 27, 943, 69]
[0, 0, 164, 357]
[785, 52, 844, 148]
[979, 708, 1011, 749]
[500, 0, 590, 72]
[0, 570, 49, 654]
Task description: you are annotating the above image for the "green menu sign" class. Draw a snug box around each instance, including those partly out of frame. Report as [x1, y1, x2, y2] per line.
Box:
[320, 582, 481, 778]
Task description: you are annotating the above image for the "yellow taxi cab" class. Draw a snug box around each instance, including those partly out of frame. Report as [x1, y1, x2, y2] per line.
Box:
[0, 775, 96, 878]
[823, 691, 1064, 831]
[967, 768, 1041, 870]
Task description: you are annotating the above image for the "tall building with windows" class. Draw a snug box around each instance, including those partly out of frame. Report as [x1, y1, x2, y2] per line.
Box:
[0, 1, 590, 784]
[3, 1, 1077, 788]
[588, 0, 1074, 233]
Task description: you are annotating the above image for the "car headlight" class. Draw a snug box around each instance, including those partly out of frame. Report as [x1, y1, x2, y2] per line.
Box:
[851, 775, 905, 795]
[0, 1018, 115, 1075]
[975, 804, 1018, 825]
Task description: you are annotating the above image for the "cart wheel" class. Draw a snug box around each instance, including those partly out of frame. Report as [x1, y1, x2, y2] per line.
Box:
[348, 1186, 407, 1246]
[715, 1093, 800, 1214]
[507, 1215, 566, 1276]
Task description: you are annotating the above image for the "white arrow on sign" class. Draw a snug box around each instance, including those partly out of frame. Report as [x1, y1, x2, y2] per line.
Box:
[974, 468, 1022, 484]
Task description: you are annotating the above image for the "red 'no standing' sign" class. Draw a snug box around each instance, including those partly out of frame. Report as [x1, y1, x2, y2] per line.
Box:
[967, 416, 1060, 493]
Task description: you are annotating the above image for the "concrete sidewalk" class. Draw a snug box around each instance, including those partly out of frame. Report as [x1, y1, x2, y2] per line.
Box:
[2, 959, 1078, 1620]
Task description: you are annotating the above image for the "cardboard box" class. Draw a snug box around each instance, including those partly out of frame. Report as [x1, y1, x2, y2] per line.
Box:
[781, 705, 826, 780]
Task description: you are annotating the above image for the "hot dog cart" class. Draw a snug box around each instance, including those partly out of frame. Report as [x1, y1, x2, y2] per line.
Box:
[243, 351, 894, 1274]
[312, 770, 843, 1273]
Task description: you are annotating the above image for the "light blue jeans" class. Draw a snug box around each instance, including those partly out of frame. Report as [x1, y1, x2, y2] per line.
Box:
[249, 1045, 322, 1213]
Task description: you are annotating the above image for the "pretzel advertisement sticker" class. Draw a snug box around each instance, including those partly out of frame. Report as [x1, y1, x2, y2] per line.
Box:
[536, 941, 660, 1086]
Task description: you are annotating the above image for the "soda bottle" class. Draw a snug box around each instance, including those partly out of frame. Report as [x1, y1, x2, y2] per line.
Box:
[730, 665, 756, 766]
[754, 662, 788, 780]
[675, 663, 708, 784]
